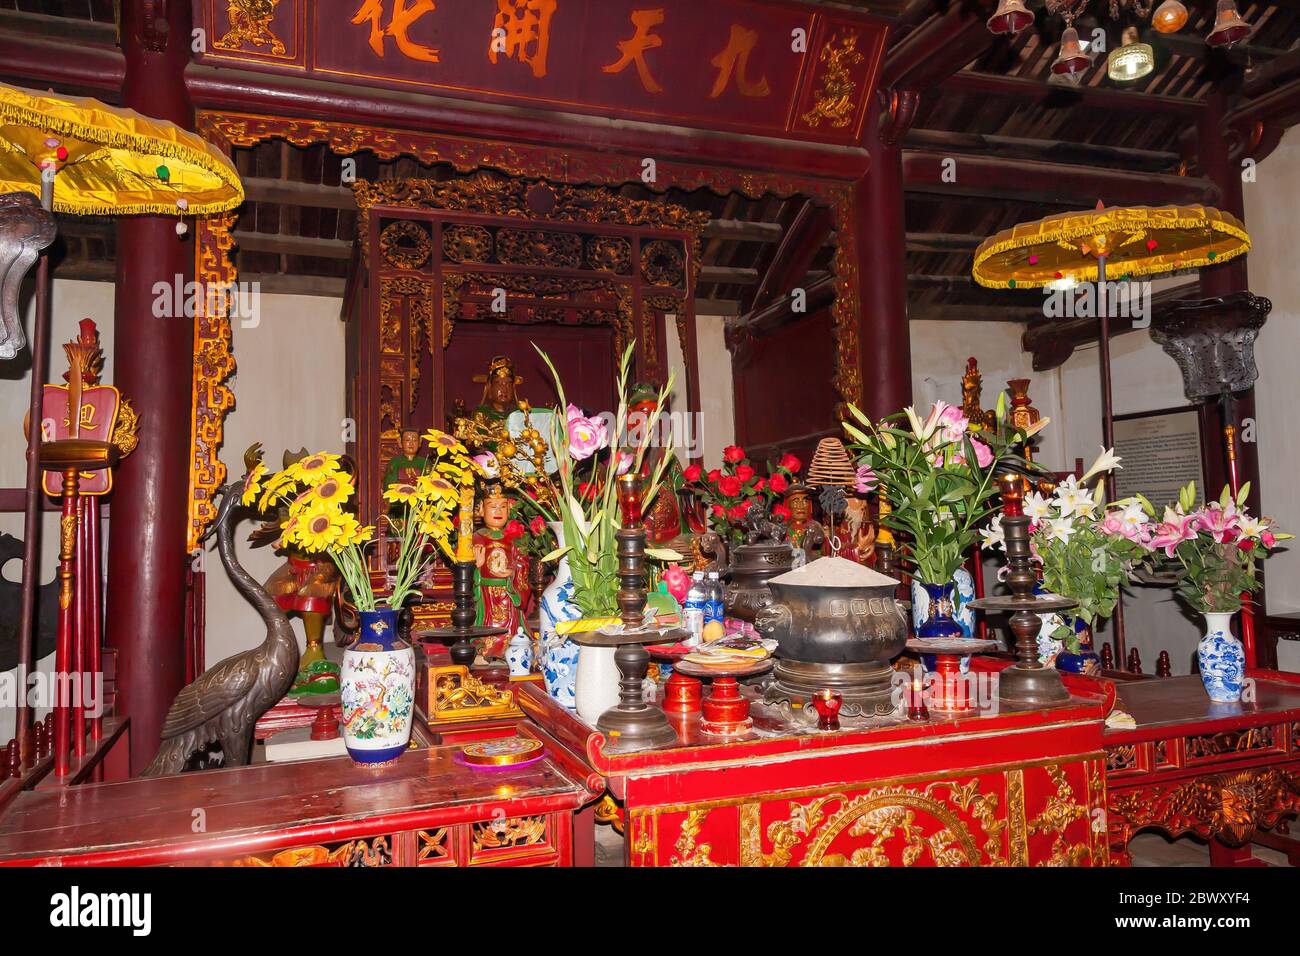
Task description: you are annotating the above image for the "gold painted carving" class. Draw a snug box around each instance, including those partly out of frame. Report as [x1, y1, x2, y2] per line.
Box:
[214, 0, 287, 56]
[668, 809, 718, 867]
[111, 399, 140, 458]
[801, 31, 863, 129]
[427, 663, 522, 723]
[442, 224, 494, 264]
[473, 814, 547, 851]
[739, 777, 1006, 867]
[1029, 765, 1090, 867]
[416, 828, 453, 863]
[1109, 766, 1300, 847]
[380, 220, 433, 270]
[1006, 768, 1029, 866]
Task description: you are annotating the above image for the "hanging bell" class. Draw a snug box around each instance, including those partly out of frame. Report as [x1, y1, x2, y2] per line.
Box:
[1152, 0, 1189, 33]
[1051, 27, 1091, 85]
[1206, 0, 1252, 48]
[987, 0, 1034, 36]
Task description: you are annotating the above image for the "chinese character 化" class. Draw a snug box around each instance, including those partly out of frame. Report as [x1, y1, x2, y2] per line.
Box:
[352, 0, 440, 63]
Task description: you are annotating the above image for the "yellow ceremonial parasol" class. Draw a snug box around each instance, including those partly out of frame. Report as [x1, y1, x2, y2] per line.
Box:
[972, 203, 1250, 290]
[0, 83, 243, 217]
[0, 81, 244, 767]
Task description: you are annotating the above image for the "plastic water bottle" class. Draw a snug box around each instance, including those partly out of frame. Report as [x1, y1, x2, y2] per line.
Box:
[705, 571, 725, 625]
[683, 572, 708, 644]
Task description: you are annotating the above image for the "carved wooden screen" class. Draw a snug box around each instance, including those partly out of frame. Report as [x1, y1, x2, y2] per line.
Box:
[349, 172, 708, 524]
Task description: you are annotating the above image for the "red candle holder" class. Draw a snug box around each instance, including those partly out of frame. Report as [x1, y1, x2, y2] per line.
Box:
[662, 671, 702, 715]
[906, 676, 929, 721]
[810, 689, 843, 731]
[616, 473, 643, 528]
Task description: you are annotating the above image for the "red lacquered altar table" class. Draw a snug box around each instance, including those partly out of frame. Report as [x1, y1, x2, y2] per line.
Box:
[1103, 668, 1300, 866]
[514, 660, 1115, 867]
[0, 742, 600, 867]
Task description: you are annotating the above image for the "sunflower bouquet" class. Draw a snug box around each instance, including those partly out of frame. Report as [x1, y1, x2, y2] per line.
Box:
[240, 430, 479, 612]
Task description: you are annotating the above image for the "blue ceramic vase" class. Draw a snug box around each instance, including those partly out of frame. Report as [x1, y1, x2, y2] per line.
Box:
[1197, 611, 1244, 703]
[340, 607, 415, 765]
[1055, 619, 1101, 674]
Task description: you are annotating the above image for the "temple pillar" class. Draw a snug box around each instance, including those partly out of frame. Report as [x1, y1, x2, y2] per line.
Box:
[853, 101, 912, 421]
[105, 0, 196, 773]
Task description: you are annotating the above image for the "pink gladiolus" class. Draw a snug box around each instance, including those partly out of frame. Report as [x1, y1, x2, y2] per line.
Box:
[616, 452, 634, 475]
[854, 464, 877, 494]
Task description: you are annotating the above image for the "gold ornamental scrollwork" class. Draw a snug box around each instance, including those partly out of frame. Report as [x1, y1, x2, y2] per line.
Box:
[1030, 765, 1090, 867]
[739, 777, 1007, 867]
[800, 31, 863, 129]
[214, 0, 287, 57]
[380, 220, 433, 271]
[668, 809, 718, 867]
[473, 815, 547, 851]
[1109, 766, 1300, 847]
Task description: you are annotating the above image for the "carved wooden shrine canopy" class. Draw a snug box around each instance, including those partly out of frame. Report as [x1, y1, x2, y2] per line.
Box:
[347, 172, 708, 524]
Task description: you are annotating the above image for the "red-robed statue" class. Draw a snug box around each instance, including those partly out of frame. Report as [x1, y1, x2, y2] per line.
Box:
[473, 484, 531, 659]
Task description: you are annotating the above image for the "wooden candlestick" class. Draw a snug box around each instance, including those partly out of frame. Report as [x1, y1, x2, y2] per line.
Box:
[969, 474, 1073, 706]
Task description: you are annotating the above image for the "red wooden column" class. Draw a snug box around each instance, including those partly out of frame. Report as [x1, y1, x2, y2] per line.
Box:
[104, 1, 196, 774]
[853, 103, 912, 421]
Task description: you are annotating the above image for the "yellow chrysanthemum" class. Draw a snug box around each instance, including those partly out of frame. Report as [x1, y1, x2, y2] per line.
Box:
[240, 461, 267, 506]
[417, 474, 458, 502]
[382, 482, 421, 505]
[312, 473, 355, 507]
[296, 507, 349, 552]
[258, 469, 298, 511]
[287, 451, 342, 486]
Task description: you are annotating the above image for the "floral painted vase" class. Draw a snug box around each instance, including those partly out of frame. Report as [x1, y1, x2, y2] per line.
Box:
[539, 522, 582, 708]
[341, 607, 415, 765]
[913, 570, 977, 672]
[1197, 611, 1244, 703]
[1054, 619, 1101, 674]
[506, 630, 534, 678]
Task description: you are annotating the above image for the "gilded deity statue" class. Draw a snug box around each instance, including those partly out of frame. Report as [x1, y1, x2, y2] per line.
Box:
[473, 484, 531, 660]
[960, 356, 996, 431]
[472, 354, 527, 429]
[783, 483, 826, 563]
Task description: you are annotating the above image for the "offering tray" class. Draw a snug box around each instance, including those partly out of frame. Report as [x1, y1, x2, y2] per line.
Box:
[671, 658, 773, 737]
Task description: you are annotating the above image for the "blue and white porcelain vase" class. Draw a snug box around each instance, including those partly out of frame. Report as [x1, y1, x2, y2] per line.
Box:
[1197, 611, 1244, 703]
[539, 522, 582, 708]
[1055, 619, 1101, 674]
[505, 631, 534, 678]
[341, 607, 415, 765]
[911, 568, 976, 638]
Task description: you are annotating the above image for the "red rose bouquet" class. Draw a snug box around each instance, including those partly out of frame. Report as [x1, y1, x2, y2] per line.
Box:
[685, 446, 801, 545]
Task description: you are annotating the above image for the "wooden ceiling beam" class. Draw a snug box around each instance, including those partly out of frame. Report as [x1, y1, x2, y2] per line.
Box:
[1022, 281, 1201, 370]
[748, 199, 834, 312]
[726, 273, 836, 341]
[1243, 45, 1300, 97]
[902, 149, 1219, 205]
[905, 232, 983, 253]
[234, 231, 352, 259]
[943, 70, 1206, 116]
[882, 2, 995, 91]
[1224, 76, 1300, 133]
[908, 302, 1041, 322]
[902, 128, 1181, 172]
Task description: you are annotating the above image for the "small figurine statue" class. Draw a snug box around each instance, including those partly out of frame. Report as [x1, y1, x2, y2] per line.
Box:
[473, 484, 532, 660]
[383, 427, 431, 488]
[628, 382, 693, 546]
[961, 357, 996, 431]
[836, 496, 877, 566]
[783, 482, 826, 562]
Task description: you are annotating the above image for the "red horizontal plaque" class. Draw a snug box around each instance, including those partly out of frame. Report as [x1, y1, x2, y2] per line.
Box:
[194, 0, 888, 145]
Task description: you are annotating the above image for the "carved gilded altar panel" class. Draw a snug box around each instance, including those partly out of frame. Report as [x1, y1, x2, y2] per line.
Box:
[627, 758, 1107, 867]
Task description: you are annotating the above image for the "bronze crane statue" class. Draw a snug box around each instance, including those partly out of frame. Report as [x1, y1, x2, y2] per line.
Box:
[143, 482, 299, 776]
